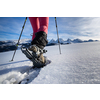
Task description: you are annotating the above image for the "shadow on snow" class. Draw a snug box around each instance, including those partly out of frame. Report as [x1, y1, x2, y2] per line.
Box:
[0, 59, 29, 67]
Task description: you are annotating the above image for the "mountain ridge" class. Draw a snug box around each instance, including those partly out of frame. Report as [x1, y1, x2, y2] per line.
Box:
[0, 38, 99, 52]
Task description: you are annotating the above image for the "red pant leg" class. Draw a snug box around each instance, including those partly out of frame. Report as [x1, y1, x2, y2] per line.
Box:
[38, 17, 49, 34]
[29, 17, 39, 40]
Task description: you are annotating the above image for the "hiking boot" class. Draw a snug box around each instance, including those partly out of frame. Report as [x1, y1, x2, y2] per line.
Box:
[31, 31, 48, 49]
[28, 45, 45, 64]
[28, 31, 48, 64]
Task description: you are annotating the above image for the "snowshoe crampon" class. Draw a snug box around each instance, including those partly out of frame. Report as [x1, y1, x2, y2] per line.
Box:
[21, 45, 48, 68]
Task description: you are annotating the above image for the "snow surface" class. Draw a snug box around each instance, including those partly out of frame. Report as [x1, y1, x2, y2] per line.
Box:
[0, 41, 100, 84]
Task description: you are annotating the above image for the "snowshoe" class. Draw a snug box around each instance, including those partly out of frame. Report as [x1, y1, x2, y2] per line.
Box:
[21, 45, 48, 68]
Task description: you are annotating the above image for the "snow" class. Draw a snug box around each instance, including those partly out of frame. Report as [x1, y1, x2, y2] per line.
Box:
[0, 41, 100, 84]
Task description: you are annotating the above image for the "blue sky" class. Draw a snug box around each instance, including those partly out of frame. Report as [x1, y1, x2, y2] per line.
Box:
[0, 17, 100, 41]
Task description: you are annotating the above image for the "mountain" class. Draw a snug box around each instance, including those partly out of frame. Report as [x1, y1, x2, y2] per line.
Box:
[0, 40, 17, 52]
[64, 38, 72, 44]
[46, 39, 56, 46]
[49, 39, 56, 44]
[72, 38, 83, 43]
[56, 38, 64, 44]
[48, 38, 99, 45]
[88, 39, 94, 42]
[13, 39, 31, 44]
[0, 40, 15, 46]
[48, 38, 71, 45]
[0, 38, 99, 52]
[0, 39, 31, 53]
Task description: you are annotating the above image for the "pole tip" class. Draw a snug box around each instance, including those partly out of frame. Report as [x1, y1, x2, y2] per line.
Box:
[9, 60, 13, 62]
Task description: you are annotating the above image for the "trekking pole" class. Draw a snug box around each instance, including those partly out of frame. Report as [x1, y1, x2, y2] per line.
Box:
[55, 17, 61, 54]
[10, 17, 27, 61]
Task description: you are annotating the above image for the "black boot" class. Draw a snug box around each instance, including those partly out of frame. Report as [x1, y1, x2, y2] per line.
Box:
[28, 31, 48, 64]
[31, 31, 48, 49]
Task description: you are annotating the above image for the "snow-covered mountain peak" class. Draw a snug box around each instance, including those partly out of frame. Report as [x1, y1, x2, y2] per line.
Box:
[72, 38, 83, 43]
[49, 39, 56, 43]
[56, 38, 64, 43]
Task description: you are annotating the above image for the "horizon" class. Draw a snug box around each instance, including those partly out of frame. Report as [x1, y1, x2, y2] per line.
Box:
[0, 17, 100, 41]
[0, 37, 99, 42]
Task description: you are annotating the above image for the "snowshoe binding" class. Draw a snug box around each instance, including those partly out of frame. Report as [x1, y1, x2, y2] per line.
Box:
[21, 45, 48, 68]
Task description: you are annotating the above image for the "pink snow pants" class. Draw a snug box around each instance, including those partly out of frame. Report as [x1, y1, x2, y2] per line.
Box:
[29, 17, 49, 40]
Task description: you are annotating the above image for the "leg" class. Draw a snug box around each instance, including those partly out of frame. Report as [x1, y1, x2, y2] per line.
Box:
[28, 17, 49, 65]
[38, 17, 49, 34]
[29, 17, 39, 40]
[31, 17, 49, 49]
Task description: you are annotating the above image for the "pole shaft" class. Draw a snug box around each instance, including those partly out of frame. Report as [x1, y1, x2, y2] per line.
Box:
[11, 17, 27, 61]
[55, 17, 61, 54]
[17, 17, 27, 45]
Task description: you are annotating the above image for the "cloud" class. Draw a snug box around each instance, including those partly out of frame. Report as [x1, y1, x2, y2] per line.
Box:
[57, 17, 100, 40]
[47, 32, 57, 40]
[1, 17, 100, 41]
